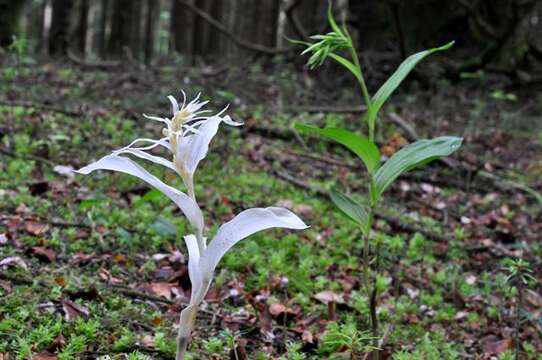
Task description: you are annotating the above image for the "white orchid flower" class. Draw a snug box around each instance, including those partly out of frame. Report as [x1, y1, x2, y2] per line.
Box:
[74, 90, 308, 360]
[76, 91, 242, 251]
[175, 207, 308, 360]
[139, 91, 242, 200]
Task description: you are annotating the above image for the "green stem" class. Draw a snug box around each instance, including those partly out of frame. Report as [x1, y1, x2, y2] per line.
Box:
[349, 46, 371, 110]
[362, 176, 379, 360]
[348, 46, 374, 142]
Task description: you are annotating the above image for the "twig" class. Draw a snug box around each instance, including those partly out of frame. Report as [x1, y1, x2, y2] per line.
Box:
[176, 0, 297, 55]
[67, 50, 122, 69]
[0, 147, 56, 167]
[284, 0, 309, 40]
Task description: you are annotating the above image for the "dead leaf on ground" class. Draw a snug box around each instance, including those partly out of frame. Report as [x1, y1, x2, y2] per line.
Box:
[141, 282, 177, 300]
[269, 302, 288, 316]
[60, 299, 89, 321]
[25, 221, 49, 235]
[29, 247, 56, 262]
[46, 333, 66, 351]
[139, 334, 155, 348]
[482, 337, 513, 356]
[0, 233, 8, 245]
[0, 256, 28, 270]
[302, 329, 314, 344]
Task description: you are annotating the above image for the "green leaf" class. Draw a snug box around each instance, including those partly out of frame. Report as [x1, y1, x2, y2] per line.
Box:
[367, 41, 454, 131]
[150, 216, 177, 236]
[374, 136, 462, 199]
[329, 53, 362, 85]
[330, 189, 370, 234]
[295, 124, 380, 173]
[327, 3, 343, 37]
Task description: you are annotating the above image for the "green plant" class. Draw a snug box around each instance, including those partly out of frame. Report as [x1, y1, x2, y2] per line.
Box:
[392, 332, 460, 359]
[502, 258, 535, 360]
[295, 4, 462, 358]
[319, 320, 377, 357]
[76, 92, 308, 360]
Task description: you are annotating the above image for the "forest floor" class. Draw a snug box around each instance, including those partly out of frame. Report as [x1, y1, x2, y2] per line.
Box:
[0, 60, 541, 360]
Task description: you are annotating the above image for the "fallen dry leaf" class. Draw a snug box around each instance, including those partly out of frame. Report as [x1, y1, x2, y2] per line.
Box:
[302, 329, 314, 344]
[142, 282, 176, 300]
[482, 337, 513, 356]
[60, 299, 89, 321]
[0, 233, 7, 245]
[269, 302, 287, 316]
[0, 256, 28, 270]
[25, 221, 49, 235]
[30, 247, 56, 262]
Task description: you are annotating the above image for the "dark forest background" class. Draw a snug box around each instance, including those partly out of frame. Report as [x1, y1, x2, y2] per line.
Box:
[1, 0, 542, 83]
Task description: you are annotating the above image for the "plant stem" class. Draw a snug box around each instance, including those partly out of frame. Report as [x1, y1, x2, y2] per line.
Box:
[348, 46, 374, 142]
[349, 47, 371, 111]
[362, 177, 380, 360]
[515, 279, 523, 360]
[176, 335, 189, 360]
[175, 306, 198, 360]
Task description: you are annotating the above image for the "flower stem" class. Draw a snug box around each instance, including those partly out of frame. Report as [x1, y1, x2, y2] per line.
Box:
[175, 306, 198, 360]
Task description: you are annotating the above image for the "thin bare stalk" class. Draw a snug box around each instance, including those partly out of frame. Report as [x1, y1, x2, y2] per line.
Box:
[175, 304, 198, 360]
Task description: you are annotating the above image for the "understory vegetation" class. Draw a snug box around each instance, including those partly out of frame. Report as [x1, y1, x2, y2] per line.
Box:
[0, 60, 541, 359]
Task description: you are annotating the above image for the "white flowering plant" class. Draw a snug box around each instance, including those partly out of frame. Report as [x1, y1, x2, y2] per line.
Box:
[295, 4, 462, 359]
[76, 92, 308, 359]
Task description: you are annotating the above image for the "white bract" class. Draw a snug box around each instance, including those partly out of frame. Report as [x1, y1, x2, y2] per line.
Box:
[75, 92, 308, 360]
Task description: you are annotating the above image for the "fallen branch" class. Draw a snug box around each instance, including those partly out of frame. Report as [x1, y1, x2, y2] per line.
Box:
[67, 50, 122, 69]
[284, 0, 309, 40]
[176, 0, 297, 55]
[0, 147, 56, 167]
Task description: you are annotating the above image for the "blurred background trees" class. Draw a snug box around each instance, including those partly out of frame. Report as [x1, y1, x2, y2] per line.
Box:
[1, 0, 542, 79]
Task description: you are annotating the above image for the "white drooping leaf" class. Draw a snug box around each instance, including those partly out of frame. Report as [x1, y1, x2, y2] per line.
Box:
[75, 154, 203, 233]
[199, 207, 308, 278]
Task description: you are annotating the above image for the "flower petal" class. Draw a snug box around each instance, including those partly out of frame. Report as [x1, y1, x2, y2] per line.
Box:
[176, 116, 223, 175]
[113, 148, 177, 172]
[75, 154, 203, 233]
[200, 207, 308, 278]
[222, 115, 243, 127]
[168, 95, 179, 114]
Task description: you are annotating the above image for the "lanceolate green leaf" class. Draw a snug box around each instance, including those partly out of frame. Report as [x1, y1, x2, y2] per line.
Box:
[329, 53, 363, 85]
[330, 189, 370, 234]
[295, 124, 380, 173]
[367, 41, 454, 131]
[374, 136, 462, 199]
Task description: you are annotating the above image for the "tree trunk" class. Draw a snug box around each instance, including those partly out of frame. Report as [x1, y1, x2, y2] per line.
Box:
[130, 0, 142, 61]
[144, 0, 159, 64]
[98, 0, 109, 58]
[49, 0, 74, 55]
[108, 0, 134, 57]
[0, 0, 28, 47]
[77, 0, 89, 56]
[171, 0, 195, 56]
